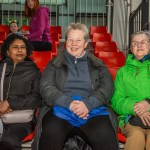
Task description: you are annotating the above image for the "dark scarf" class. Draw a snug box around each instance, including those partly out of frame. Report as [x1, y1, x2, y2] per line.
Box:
[132, 53, 150, 63]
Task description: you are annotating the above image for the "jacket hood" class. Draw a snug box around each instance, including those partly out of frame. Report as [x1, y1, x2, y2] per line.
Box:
[125, 54, 150, 76]
[126, 54, 150, 68]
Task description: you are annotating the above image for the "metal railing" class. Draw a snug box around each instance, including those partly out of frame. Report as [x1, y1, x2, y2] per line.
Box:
[0, 0, 108, 38]
[129, 0, 149, 36]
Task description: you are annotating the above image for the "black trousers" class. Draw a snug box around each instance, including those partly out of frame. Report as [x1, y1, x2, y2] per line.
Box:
[31, 41, 52, 51]
[39, 110, 118, 150]
[0, 123, 33, 150]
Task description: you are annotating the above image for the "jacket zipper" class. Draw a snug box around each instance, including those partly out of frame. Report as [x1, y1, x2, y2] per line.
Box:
[74, 58, 79, 76]
[6, 64, 16, 99]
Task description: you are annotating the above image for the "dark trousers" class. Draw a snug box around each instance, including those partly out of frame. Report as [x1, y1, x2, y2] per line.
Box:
[0, 124, 29, 150]
[39, 110, 118, 150]
[31, 41, 52, 51]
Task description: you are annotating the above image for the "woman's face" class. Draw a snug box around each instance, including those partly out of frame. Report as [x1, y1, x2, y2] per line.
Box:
[7, 39, 27, 64]
[9, 22, 19, 33]
[27, 0, 34, 9]
[66, 29, 88, 58]
[131, 34, 150, 60]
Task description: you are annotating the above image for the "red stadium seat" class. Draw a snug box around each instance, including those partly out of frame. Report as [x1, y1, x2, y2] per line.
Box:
[50, 32, 60, 57]
[0, 25, 9, 36]
[50, 26, 62, 39]
[98, 51, 126, 67]
[118, 130, 126, 143]
[92, 33, 112, 42]
[108, 67, 120, 80]
[21, 25, 30, 32]
[94, 41, 118, 55]
[90, 26, 107, 38]
[31, 51, 53, 72]
[22, 131, 35, 142]
[0, 31, 7, 45]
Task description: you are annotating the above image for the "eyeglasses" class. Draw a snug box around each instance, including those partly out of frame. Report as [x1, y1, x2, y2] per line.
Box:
[131, 40, 150, 47]
[67, 39, 83, 44]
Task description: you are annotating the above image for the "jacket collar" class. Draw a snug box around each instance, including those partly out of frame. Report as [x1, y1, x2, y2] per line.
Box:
[132, 53, 150, 63]
[52, 49, 105, 67]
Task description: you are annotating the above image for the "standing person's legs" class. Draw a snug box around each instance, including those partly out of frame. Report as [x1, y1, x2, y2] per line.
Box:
[121, 123, 146, 150]
[39, 110, 73, 150]
[80, 115, 118, 150]
[0, 124, 29, 150]
[31, 41, 52, 51]
[146, 129, 150, 150]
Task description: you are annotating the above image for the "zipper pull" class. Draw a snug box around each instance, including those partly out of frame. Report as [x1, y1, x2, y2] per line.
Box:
[75, 58, 77, 64]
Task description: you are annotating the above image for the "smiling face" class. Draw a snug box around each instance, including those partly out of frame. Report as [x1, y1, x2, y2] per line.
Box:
[131, 34, 150, 60]
[27, 0, 34, 9]
[7, 39, 27, 64]
[66, 29, 88, 58]
[9, 22, 19, 33]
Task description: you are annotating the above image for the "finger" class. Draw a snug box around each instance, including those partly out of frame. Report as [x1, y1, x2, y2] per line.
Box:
[143, 117, 150, 126]
[70, 102, 80, 110]
[72, 107, 81, 114]
[79, 111, 88, 119]
[145, 115, 150, 126]
[141, 117, 147, 126]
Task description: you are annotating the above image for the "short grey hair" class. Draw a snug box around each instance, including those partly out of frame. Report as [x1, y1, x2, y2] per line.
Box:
[130, 31, 150, 43]
[65, 23, 89, 42]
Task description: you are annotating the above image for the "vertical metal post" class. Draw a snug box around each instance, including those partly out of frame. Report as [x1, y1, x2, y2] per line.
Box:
[67, 0, 69, 25]
[79, 0, 81, 23]
[90, 0, 93, 26]
[107, 0, 112, 33]
[85, 0, 87, 25]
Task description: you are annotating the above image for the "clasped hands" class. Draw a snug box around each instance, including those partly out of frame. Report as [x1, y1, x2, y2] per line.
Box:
[70, 100, 89, 119]
[134, 100, 150, 126]
[0, 100, 12, 116]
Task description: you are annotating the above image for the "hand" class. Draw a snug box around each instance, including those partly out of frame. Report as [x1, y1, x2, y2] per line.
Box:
[21, 30, 29, 35]
[70, 101, 89, 119]
[0, 100, 10, 115]
[139, 111, 150, 126]
[134, 100, 150, 115]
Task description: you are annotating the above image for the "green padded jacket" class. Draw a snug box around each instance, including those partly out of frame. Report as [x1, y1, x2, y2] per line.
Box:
[111, 54, 150, 127]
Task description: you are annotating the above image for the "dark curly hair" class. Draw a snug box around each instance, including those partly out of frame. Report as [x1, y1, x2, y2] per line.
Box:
[1, 33, 33, 60]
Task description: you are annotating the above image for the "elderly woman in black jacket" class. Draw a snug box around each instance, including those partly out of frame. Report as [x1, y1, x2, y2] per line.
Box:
[0, 34, 42, 150]
[33, 23, 118, 150]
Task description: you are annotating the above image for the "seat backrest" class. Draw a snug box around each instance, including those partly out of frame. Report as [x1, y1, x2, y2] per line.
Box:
[98, 51, 126, 67]
[21, 25, 30, 31]
[51, 32, 59, 43]
[94, 41, 118, 54]
[0, 25, 9, 36]
[0, 31, 6, 44]
[92, 33, 112, 42]
[31, 51, 52, 72]
[90, 26, 107, 38]
[50, 26, 62, 39]
[108, 67, 120, 80]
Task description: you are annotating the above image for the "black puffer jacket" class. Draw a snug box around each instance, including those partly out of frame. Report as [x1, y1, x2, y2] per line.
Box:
[0, 58, 42, 111]
[32, 51, 118, 150]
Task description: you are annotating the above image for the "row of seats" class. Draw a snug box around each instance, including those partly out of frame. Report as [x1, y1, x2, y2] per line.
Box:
[90, 26, 126, 143]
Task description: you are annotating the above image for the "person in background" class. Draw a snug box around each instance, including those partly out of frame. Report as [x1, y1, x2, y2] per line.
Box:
[111, 31, 150, 150]
[24, 0, 52, 51]
[8, 20, 22, 35]
[0, 34, 42, 150]
[32, 23, 118, 150]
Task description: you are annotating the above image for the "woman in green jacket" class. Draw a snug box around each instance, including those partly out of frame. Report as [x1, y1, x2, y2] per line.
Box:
[111, 31, 150, 150]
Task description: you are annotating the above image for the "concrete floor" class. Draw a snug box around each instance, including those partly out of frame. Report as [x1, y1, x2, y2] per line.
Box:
[21, 141, 125, 150]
